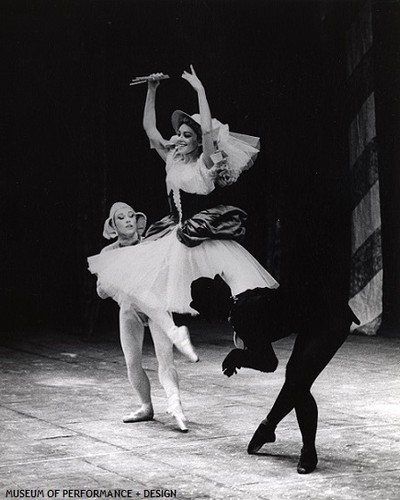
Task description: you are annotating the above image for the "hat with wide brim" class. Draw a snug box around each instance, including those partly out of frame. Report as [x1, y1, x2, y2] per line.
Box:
[171, 110, 221, 141]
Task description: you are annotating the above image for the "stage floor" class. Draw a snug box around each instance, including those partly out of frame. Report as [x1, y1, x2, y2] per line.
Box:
[1, 318, 399, 500]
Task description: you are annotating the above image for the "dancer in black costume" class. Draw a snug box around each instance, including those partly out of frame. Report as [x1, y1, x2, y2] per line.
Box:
[190, 274, 359, 474]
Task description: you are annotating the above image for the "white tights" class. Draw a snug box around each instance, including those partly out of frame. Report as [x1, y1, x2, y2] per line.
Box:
[119, 304, 180, 407]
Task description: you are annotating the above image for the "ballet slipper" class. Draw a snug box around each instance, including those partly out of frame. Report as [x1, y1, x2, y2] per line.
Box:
[247, 421, 276, 454]
[122, 406, 154, 423]
[167, 396, 189, 433]
[171, 326, 199, 363]
[297, 447, 318, 474]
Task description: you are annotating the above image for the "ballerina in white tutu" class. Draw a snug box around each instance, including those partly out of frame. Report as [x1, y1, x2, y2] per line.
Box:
[88, 65, 278, 370]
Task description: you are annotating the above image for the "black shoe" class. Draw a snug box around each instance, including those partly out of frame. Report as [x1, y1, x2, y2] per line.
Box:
[247, 422, 276, 454]
[297, 447, 318, 474]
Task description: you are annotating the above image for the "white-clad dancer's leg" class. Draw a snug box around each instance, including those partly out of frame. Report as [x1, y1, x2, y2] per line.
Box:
[133, 301, 199, 363]
[149, 317, 188, 432]
[119, 303, 154, 422]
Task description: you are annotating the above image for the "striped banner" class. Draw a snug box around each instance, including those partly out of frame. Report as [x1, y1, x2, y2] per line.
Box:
[346, 0, 382, 334]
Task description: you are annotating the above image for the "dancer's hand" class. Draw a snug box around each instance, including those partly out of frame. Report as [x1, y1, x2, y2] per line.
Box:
[147, 72, 165, 90]
[222, 349, 244, 377]
[182, 65, 204, 92]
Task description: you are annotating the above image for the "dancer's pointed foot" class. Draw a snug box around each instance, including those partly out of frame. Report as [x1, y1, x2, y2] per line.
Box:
[297, 447, 318, 474]
[167, 396, 189, 432]
[171, 410, 188, 433]
[172, 326, 199, 363]
[123, 405, 154, 423]
[247, 421, 276, 454]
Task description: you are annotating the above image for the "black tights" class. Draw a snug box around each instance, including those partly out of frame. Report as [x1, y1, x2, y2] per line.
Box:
[265, 324, 349, 449]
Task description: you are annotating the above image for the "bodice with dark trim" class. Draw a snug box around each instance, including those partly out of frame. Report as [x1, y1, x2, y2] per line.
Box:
[145, 159, 247, 246]
[168, 190, 213, 222]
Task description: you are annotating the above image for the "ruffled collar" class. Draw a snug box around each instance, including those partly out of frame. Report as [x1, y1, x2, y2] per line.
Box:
[171, 147, 199, 165]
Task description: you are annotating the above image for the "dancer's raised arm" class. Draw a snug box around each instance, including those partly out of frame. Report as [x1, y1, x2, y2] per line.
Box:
[182, 65, 216, 168]
[143, 74, 169, 160]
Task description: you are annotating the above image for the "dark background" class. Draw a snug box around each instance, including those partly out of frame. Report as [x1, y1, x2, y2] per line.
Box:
[2, 0, 369, 336]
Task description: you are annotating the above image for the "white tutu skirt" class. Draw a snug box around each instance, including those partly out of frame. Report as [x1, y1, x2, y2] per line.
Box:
[88, 227, 279, 314]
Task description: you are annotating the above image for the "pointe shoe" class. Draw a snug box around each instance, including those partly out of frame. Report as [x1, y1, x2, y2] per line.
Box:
[247, 421, 276, 454]
[167, 397, 189, 433]
[122, 407, 154, 423]
[297, 447, 318, 474]
[170, 410, 188, 433]
[173, 326, 199, 363]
